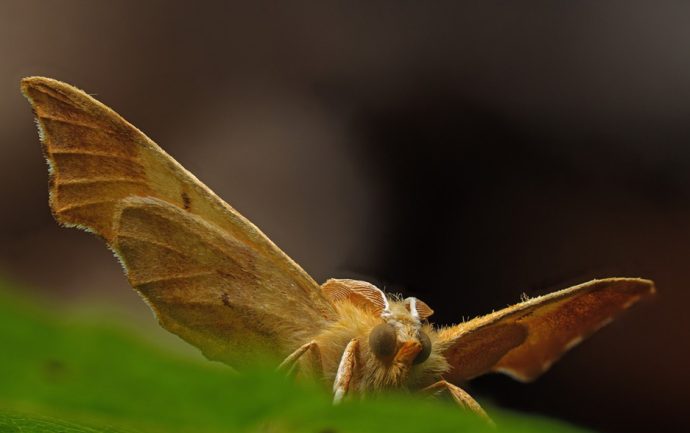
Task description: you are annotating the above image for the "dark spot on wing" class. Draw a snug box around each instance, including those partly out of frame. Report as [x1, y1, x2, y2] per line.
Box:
[181, 191, 191, 210]
[221, 292, 231, 308]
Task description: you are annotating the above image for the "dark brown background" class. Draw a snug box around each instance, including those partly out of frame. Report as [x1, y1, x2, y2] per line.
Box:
[1, 1, 686, 432]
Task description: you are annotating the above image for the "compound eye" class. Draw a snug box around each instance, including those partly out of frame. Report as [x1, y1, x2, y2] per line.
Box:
[369, 323, 397, 360]
[413, 331, 432, 364]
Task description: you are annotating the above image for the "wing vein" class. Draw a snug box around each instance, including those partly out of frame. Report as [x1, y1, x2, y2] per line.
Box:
[135, 271, 216, 286]
[49, 150, 139, 162]
[39, 114, 110, 132]
[116, 234, 189, 257]
[58, 178, 148, 186]
[56, 199, 120, 213]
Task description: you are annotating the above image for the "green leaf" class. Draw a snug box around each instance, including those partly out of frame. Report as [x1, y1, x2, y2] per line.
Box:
[0, 411, 131, 433]
[0, 279, 593, 433]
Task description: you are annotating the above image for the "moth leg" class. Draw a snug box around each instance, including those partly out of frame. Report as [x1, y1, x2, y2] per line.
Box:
[333, 338, 359, 404]
[277, 340, 323, 377]
[422, 380, 494, 426]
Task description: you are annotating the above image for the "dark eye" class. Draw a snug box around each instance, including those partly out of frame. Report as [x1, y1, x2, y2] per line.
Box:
[369, 323, 397, 360]
[413, 331, 432, 364]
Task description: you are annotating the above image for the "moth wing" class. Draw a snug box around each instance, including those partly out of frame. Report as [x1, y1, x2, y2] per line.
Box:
[321, 279, 388, 314]
[22, 77, 337, 365]
[438, 278, 655, 383]
[113, 197, 334, 365]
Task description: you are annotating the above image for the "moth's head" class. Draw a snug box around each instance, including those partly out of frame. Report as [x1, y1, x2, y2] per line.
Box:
[322, 279, 446, 386]
[359, 293, 452, 389]
[369, 297, 433, 367]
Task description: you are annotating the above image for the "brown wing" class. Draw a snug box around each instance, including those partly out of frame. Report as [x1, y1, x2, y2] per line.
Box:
[438, 278, 655, 384]
[321, 279, 388, 314]
[113, 196, 334, 365]
[22, 76, 337, 365]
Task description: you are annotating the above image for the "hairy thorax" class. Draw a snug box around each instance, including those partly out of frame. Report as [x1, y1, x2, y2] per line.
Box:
[307, 300, 450, 393]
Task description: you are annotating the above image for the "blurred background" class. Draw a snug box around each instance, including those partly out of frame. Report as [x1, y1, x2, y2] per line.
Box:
[1, 1, 687, 432]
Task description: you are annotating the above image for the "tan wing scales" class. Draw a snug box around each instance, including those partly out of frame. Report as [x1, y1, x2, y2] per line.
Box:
[439, 278, 655, 383]
[21, 77, 321, 301]
[113, 197, 332, 365]
[21, 77, 337, 365]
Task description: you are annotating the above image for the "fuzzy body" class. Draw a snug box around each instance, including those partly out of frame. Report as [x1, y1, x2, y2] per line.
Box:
[305, 298, 450, 393]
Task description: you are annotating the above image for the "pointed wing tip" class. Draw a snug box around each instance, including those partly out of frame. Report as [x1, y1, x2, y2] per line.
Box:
[21, 76, 58, 98]
[20, 76, 89, 109]
[595, 277, 656, 297]
[21, 77, 74, 117]
[636, 278, 656, 296]
[21, 75, 64, 89]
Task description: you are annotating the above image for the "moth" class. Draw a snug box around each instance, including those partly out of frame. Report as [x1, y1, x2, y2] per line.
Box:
[21, 77, 655, 423]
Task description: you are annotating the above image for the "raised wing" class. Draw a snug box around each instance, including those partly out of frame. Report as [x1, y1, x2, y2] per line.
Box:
[438, 278, 655, 384]
[22, 76, 336, 365]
